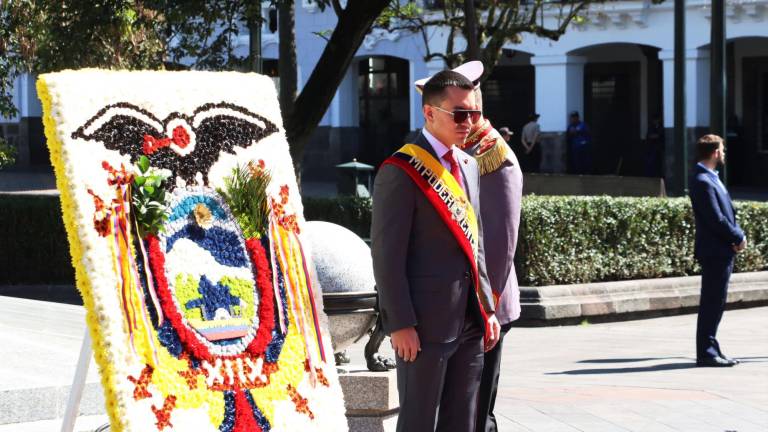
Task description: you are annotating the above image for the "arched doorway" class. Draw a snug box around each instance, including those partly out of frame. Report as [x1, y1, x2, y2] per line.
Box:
[481, 49, 535, 158]
[570, 43, 663, 176]
[357, 56, 410, 168]
[728, 37, 768, 189]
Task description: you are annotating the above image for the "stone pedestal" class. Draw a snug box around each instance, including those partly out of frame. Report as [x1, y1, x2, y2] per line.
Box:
[338, 367, 398, 432]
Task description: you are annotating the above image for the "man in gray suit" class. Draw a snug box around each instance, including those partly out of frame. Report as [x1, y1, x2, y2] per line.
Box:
[464, 87, 523, 432]
[372, 70, 501, 432]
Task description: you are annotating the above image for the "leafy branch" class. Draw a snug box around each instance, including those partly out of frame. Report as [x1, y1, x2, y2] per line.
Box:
[218, 161, 272, 239]
[132, 155, 171, 238]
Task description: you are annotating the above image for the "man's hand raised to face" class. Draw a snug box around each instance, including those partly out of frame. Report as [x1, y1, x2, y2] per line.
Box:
[391, 326, 421, 362]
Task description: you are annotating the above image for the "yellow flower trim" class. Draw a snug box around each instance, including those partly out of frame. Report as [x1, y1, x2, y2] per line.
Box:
[37, 77, 126, 432]
[219, 276, 256, 321]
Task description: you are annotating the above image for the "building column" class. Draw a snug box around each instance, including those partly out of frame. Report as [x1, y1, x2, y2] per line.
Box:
[531, 55, 586, 131]
[660, 49, 710, 130]
[660, 49, 710, 192]
[531, 55, 586, 173]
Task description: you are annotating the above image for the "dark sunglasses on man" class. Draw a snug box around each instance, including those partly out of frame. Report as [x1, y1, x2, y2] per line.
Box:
[431, 106, 482, 124]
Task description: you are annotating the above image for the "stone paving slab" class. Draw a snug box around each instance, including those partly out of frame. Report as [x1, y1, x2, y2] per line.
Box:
[1, 295, 767, 431]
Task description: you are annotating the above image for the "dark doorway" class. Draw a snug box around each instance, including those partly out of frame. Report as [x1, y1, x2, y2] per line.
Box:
[481, 64, 535, 152]
[740, 57, 768, 189]
[584, 62, 641, 175]
[358, 57, 410, 168]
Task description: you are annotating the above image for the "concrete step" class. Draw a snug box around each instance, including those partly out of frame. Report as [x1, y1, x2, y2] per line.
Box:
[520, 271, 768, 324]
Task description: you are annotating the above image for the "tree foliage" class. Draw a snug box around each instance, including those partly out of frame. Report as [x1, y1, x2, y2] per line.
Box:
[0, 0, 390, 177]
[0, 0, 263, 116]
[382, 0, 604, 77]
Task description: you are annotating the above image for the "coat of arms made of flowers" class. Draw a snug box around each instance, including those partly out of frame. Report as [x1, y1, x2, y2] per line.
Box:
[37, 70, 347, 432]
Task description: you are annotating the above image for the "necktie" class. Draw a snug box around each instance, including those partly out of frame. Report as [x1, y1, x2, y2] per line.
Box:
[442, 148, 464, 191]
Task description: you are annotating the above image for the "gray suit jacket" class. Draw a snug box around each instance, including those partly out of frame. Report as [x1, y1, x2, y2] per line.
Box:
[466, 142, 523, 325]
[371, 132, 494, 344]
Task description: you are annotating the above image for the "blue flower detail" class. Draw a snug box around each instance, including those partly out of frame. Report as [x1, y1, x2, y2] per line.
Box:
[219, 391, 236, 432]
[185, 275, 241, 321]
[156, 321, 183, 358]
[169, 195, 228, 223]
[245, 389, 272, 431]
[265, 247, 289, 362]
[165, 225, 248, 268]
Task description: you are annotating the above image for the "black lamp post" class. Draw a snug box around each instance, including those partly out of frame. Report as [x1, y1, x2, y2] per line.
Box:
[674, 0, 688, 194]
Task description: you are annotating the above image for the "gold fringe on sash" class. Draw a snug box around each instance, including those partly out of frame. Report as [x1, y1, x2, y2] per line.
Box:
[461, 117, 512, 176]
[474, 136, 509, 176]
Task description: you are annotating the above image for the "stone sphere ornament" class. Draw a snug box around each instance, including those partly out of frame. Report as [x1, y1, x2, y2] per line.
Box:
[304, 221, 377, 353]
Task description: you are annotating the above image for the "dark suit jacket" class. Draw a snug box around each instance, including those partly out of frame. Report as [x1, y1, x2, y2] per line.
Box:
[689, 164, 744, 260]
[371, 133, 494, 344]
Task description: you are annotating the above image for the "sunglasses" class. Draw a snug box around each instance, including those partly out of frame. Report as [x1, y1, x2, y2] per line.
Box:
[431, 106, 482, 124]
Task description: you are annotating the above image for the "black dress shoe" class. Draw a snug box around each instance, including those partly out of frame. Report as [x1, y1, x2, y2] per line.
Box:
[696, 356, 737, 367]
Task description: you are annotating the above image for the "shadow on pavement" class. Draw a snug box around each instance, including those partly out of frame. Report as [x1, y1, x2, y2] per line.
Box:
[550, 356, 768, 374]
[547, 362, 698, 374]
[577, 357, 689, 364]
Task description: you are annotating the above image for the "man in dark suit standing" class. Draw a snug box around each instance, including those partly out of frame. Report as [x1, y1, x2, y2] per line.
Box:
[371, 70, 501, 432]
[689, 134, 746, 368]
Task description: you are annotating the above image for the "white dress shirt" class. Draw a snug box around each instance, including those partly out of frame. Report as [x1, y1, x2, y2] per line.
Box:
[422, 128, 453, 172]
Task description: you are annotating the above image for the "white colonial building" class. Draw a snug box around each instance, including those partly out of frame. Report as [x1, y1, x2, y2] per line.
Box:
[2, 0, 767, 191]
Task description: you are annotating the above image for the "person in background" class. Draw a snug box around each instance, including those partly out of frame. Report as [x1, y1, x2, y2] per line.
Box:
[498, 126, 513, 145]
[689, 134, 745, 368]
[520, 113, 541, 173]
[566, 111, 592, 175]
[644, 115, 665, 177]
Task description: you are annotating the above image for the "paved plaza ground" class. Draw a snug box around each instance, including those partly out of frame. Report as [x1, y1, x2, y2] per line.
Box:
[0, 296, 766, 431]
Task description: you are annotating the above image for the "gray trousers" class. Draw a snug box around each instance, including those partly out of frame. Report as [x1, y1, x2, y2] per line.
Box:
[395, 318, 485, 432]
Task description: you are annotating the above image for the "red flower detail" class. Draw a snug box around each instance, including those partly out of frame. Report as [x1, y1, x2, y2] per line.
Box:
[171, 125, 190, 149]
[178, 369, 200, 390]
[127, 364, 154, 400]
[100, 160, 133, 185]
[233, 390, 262, 432]
[244, 238, 276, 357]
[287, 384, 314, 420]
[143, 135, 171, 155]
[151, 395, 177, 430]
[87, 189, 111, 237]
[304, 359, 329, 387]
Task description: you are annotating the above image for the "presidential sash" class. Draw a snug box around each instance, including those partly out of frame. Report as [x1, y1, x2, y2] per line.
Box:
[382, 143, 491, 336]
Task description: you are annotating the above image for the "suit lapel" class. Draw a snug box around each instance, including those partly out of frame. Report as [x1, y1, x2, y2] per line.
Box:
[696, 165, 735, 223]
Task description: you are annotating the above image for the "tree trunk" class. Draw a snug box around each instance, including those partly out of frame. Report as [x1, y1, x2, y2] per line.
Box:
[278, 0, 297, 131]
[247, 2, 262, 74]
[463, 0, 480, 61]
[284, 0, 390, 173]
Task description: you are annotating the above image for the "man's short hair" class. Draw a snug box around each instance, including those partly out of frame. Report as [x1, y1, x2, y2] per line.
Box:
[697, 134, 723, 161]
[422, 70, 474, 107]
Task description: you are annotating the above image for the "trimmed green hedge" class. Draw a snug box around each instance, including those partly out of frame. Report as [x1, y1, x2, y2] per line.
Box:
[1, 194, 766, 286]
[0, 194, 74, 285]
[303, 196, 372, 238]
[517, 196, 767, 285]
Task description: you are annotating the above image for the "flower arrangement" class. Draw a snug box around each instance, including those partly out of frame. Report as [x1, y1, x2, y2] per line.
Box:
[37, 70, 346, 432]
